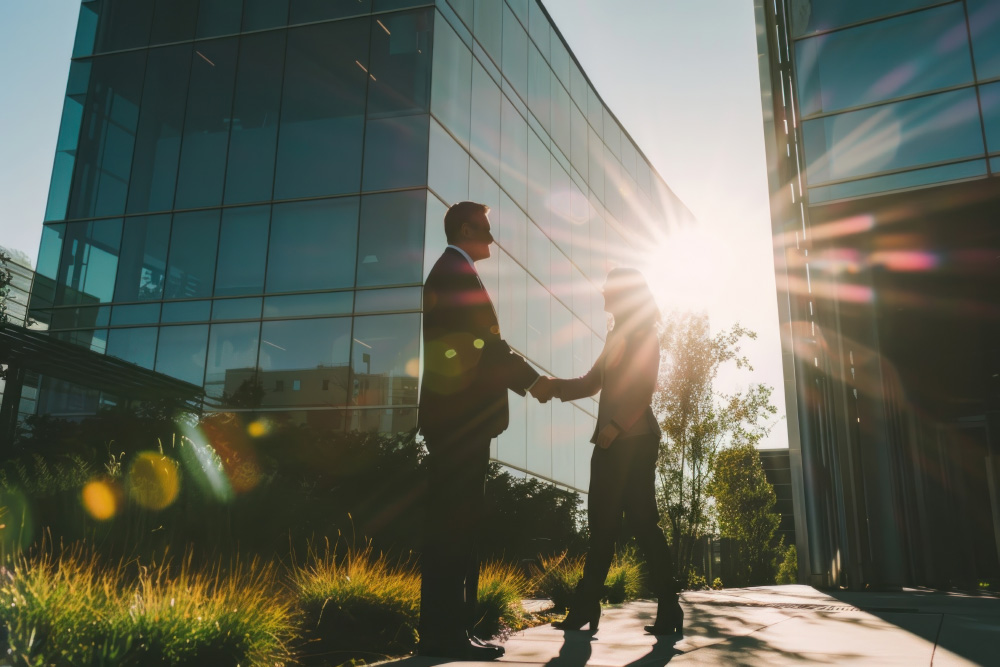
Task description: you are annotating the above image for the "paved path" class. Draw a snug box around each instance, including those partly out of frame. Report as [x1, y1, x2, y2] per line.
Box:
[391, 585, 1000, 666]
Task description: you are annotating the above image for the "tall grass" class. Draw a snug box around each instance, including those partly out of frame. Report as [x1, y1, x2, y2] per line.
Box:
[290, 540, 421, 664]
[0, 545, 296, 667]
[472, 561, 530, 640]
[529, 547, 646, 609]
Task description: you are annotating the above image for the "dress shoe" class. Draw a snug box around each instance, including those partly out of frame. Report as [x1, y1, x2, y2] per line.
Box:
[552, 599, 601, 632]
[470, 635, 505, 654]
[417, 639, 504, 661]
[644, 595, 683, 637]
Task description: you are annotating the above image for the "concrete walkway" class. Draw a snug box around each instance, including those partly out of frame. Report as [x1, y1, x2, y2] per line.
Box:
[394, 585, 1000, 666]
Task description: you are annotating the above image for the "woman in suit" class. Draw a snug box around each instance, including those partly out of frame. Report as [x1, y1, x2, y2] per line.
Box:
[547, 267, 682, 636]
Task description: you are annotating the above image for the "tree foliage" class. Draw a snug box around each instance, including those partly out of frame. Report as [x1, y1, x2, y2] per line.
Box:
[709, 443, 781, 585]
[652, 312, 778, 579]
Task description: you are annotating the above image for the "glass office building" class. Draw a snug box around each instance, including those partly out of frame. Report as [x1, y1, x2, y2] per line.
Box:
[757, 0, 1000, 588]
[26, 0, 690, 494]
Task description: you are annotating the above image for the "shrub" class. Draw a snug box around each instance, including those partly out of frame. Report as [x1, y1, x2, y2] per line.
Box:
[290, 541, 420, 665]
[472, 561, 530, 640]
[603, 547, 643, 604]
[0, 546, 296, 667]
[686, 568, 709, 590]
[711, 577, 724, 590]
[776, 544, 798, 585]
[529, 551, 584, 612]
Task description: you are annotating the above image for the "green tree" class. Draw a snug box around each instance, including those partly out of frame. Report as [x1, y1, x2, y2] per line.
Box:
[653, 312, 777, 579]
[775, 544, 798, 584]
[709, 443, 781, 585]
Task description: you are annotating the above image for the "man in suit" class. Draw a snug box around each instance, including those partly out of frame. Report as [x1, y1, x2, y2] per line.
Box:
[417, 201, 551, 660]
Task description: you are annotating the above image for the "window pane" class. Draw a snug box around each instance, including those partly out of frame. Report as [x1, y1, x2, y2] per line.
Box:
[982, 82, 1000, 154]
[114, 214, 169, 302]
[428, 119, 470, 205]
[808, 159, 987, 203]
[155, 324, 209, 385]
[351, 313, 420, 406]
[471, 60, 502, 180]
[165, 210, 220, 300]
[174, 38, 238, 209]
[588, 127, 604, 202]
[526, 275, 550, 370]
[802, 88, 985, 185]
[86, 0, 155, 54]
[345, 407, 417, 435]
[498, 250, 527, 353]
[267, 197, 359, 293]
[796, 5, 973, 117]
[526, 398, 551, 477]
[969, 0, 1000, 80]
[500, 95, 528, 208]
[57, 219, 122, 306]
[212, 297, 262, 321]
[225, 31, 286, 205]
[431, 15, 472, 148]
[107, 327, 158, 369]
[196, 0, 242, 38]
[161, 300, 211, 323]
[362, 114, 430, 191]
[259, 317, 352, 407]
[215, 205, 269, 297]
[551, 298, 573, 378]
[111, 303, 160, 326]
[31, 224, 66, 311]
[127, 44, 191, 214]
[50, 305, 111, 330]
[528, 0, 550, 58]
[354, 286, 422, 313]
[527, 128, 549, 232]
[357, 191, 426, 287]
[149, 0, 198, 44]
[263, 292, 354, 318]
[289, 0, 370, 23]
[473, 0, 502, 65]
[68, 51, 146, 219]
[497, 191, 527, 265]
[549, 33, 570, 87]
[367, 9, 432, 116]
[275, 20, 369, 199]
[206, 321, 261, 404]
[501, 3, 528, 102]
[527, 42, 550, 136]
[243, 0, 288, 31]
[789, 0, 943, 38]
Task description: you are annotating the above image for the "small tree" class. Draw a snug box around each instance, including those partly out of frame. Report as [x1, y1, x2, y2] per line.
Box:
[775, 544, 798, 585]
[709, 443, 781, 585]
[653, 312, 777, 579]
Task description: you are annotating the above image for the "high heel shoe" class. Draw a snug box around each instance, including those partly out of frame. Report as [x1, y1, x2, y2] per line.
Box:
[644, 595, 683, 637]
[553, 599, 601, 632]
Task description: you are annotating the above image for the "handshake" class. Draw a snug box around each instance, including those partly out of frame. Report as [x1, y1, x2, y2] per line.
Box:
[528, 376, 561, 403]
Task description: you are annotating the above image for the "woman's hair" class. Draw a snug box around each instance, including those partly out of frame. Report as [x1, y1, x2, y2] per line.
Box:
[605, 267, 661, 335]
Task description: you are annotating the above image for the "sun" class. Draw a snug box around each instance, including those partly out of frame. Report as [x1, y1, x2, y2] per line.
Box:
[638, 223, 735, 316]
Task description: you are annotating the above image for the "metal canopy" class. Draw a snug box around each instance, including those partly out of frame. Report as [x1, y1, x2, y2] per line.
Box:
[0, 324, 203, 403]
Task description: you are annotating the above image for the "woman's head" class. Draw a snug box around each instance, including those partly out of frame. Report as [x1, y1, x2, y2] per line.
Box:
[603, 268, 660, 331]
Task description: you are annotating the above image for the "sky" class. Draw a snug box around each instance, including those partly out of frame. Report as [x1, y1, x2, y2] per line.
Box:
[0, 0, 788, 448]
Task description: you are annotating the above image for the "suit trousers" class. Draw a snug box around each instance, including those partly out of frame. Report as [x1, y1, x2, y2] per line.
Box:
[578, 433, 677, 601]
[418, 433, 491, 647]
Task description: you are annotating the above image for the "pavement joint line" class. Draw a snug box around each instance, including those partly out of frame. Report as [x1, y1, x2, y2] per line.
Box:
[690, 599, 861, 612]
[672, 611, 805, 658]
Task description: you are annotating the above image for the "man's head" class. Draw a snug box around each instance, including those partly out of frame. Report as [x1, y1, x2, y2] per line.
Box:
[444, 201, 494, 262]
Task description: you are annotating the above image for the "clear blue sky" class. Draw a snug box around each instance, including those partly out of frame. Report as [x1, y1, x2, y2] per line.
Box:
[0, 0, 788, 448]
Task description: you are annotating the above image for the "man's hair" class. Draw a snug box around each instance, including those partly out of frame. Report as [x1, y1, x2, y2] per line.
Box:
[444, 201, 490, 243]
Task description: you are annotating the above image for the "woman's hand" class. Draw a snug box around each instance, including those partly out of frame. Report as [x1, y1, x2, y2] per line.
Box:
[596, 423, 622, 449]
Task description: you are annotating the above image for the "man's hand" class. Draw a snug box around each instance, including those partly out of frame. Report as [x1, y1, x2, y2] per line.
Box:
[596, 423, 622, 449]
[529, 376, 556, 403]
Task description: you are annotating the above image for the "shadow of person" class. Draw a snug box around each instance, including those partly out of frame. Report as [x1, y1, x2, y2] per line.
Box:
[622, 635, 684, 667]
[544, 630, 597, 667]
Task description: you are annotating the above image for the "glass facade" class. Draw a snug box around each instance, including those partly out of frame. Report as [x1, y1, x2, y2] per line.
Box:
[788, 0, 1000, 203]
[29, 0, 687, 494]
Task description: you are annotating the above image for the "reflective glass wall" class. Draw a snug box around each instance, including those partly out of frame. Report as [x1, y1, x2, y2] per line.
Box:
[30, 0, 686, 494]
[787, 0, 1000, 204]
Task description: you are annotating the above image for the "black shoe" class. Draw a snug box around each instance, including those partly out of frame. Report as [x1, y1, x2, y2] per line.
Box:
[552, 599, 601, 632]
[418, 639, 504, 661]
[470, 635, 505, 654]
[644, 595, 683, 637]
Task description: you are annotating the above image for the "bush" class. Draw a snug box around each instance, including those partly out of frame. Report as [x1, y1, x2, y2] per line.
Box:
[0, 546, 295, 667]
[711, 577, 724, 590]
[776, 544, 798, 585]
[529, 551, 584, 612]
[603, 547, 643, 604]
[290, 541, 420, 665]
[686, 568, 709, 590]
[472, 561, 530, 640]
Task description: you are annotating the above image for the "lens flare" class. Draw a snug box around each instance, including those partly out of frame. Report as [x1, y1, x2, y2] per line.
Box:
[81, 479, 119, 520]
[175, 414, 236, 502]
[405, 357, 420, 376]
[128, 453, 180, 511]
[247, 419, 270, 438]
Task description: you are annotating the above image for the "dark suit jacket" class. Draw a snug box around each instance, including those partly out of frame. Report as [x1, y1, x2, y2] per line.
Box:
[418, 248, 539, 444]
